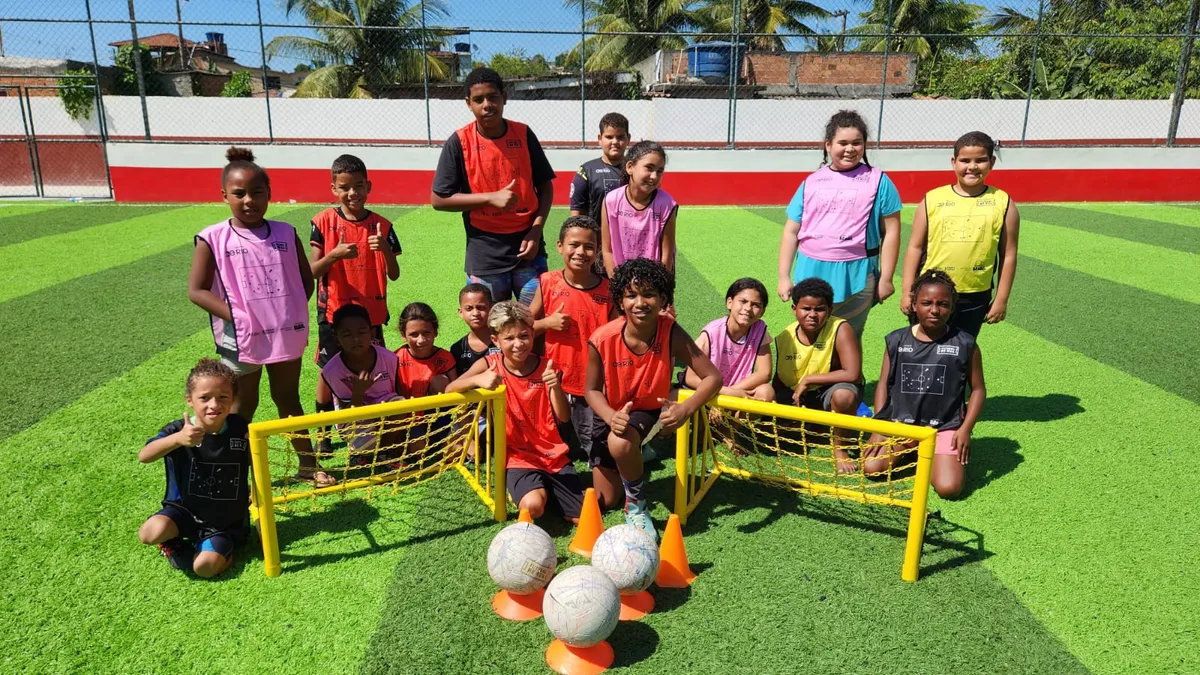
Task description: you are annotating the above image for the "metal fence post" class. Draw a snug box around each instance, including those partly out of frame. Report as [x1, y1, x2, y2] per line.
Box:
[421, 0, 432, 146]
[125, 0, 151, 140]
[579, 0, 587, 147]
[875, 0, 894, 148]
[85, 0, 114, 198]
[727, 0, 740, 148]
[1167, 0, 1200, 146]
[255, 0, 275, 143]
[1019, 0, 1046, 147]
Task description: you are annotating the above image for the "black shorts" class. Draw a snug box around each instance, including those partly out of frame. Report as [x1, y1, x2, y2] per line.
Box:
[155, 503, 247, 558]
[558, 394, 598, 462]
[506, 464, 585, 519]
[316, 317, 386, 367]
[588, 408, 661, 469]
[775, 382, 863, 412]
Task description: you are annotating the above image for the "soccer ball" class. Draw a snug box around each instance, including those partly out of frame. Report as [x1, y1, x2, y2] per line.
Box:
[590, 524, 660, 594]
[542, 565, 621, 647]
[486, 522, 557, 595]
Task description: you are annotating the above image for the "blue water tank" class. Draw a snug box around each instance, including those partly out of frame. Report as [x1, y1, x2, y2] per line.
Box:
[205, 32, 225, 45]
[687, 42, 744, 81]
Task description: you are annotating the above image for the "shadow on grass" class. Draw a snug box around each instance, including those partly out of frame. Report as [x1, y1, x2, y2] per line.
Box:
[961, 437, 1023, 499]
[653, 473, 988, 579]
[983, 393, 1084, 422]
[267, 478, 497, 573]
[609, 620, 660, 668]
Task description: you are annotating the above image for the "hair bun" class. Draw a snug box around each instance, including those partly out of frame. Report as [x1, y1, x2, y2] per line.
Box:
[225, 146, 255, 163]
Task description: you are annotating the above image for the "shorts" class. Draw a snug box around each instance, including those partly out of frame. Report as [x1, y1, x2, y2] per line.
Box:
[506, 464, 585, 519]
[316, 318, 387, 367]
[155, 503, 247, 559]
[335, 394, 403, 454]
[219, 353, 262, 376]
[558, 394, 598, 462]
[933, 428, 958, 455]
[775, 382, 863, 412]
[467, 254, 548, 305]
[588, 408, 661, 469]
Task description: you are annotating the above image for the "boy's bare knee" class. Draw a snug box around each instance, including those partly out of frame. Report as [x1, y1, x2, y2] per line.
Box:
[519, 491, 547, 519]
[932, 477, 963, 500]
[608, 433, 637, 460]
[829, 389, 857, 414]
[192, 552, 227, 578]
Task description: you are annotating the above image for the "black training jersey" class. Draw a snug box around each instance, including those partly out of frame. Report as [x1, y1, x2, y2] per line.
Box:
[569, 158, 626, 224]
[151, 414, 251, 530]
[877, 326, 975, 431]
[451, 333, 501, 376]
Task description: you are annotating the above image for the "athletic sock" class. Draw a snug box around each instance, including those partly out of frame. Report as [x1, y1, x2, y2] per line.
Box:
[622, 475, 645, 505]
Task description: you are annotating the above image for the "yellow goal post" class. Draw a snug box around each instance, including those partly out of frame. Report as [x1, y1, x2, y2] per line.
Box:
[248, 389, 508, 577]
[672, 390, 936, 582]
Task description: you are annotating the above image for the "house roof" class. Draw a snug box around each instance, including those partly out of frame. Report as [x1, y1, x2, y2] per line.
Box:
[109, 33, 199, 49]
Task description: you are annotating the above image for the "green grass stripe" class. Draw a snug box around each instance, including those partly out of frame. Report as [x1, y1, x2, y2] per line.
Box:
[1004, 256, 1200, 405]
[1020, 218, 1200, 305]
[361, 462, 1087, 674]
[1, 203, 178, 247]
[907, 313, 1200, 675]
[1020, 205, 1200, 254]
[0, 201, 70, 220]
[0, 331, 427, 674]
[1068, 203, 1200, 229]
[0, 206, 315, 443]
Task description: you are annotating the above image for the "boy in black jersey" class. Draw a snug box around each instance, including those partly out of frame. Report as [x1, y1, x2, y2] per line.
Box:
[864, 270, 986, 498]
[137, 359, 250, 577]
[451, 283, 501, 376]
[570, 113, 630, 274]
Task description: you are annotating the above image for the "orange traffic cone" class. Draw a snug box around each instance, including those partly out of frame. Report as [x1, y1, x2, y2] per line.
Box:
[568, 488, 605, 558]
[618, 590, 655, 620]
[655, 513, 697, 588]
[545, 639, 614, 675]
[519, 508, 534, 524]
[492, 587, 545, 621]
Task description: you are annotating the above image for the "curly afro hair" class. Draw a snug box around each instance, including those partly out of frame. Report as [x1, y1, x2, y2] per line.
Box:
[610, 258, 674, 314]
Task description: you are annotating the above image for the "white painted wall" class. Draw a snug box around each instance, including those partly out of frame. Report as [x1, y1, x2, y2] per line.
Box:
[6, 95, 1199, 145]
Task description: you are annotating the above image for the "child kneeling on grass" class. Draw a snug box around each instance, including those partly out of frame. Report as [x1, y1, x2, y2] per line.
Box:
[137, 359, 249, 577]
[586, 258, 723, 539]
[447, 301, 584, 523]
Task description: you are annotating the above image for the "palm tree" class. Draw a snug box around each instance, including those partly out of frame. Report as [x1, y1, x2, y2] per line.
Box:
[265, 0, 449, 98]
[694, 0, 831, 51]
[852, 0, 983, 59]
[563, 0, 704, 71]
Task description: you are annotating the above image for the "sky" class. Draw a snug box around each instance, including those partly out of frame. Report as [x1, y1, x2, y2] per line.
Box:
[1, 0, 1039, 70]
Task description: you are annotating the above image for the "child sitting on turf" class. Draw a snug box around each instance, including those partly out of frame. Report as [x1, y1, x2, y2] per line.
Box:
[395, 302, 456, 398]
[529, 215, 615, 462]
[600, 141, 678, 278]
[448, 302, 584, 523]
[310, 154, 402, 453]
[320, 303, 404, 467]
[864, 270, 986, 499]
[138, 358, 249, 577]
[450, 283, 500, 377]
[773, 277, 864, 474]
[900, 131, 1021, 337]
[682, 277, 773, 401]
[586, 258, 723, 539]
[188, 147, 328, 486]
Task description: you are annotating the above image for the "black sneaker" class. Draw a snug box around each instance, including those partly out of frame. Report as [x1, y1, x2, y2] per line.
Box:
[159, 538, 194, 571]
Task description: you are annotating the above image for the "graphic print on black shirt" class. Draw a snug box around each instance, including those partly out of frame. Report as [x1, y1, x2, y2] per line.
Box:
[152, 414, 251, 530]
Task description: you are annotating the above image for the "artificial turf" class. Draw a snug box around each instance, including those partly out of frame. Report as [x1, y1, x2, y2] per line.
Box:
[0, 202, 1196, 674]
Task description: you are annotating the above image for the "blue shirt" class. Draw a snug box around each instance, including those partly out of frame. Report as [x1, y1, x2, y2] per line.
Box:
[785, 170, 902, 303]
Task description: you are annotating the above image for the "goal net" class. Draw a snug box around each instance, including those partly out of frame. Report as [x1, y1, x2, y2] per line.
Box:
[672, 391, 936, 581]
[247, 390, 508, 577]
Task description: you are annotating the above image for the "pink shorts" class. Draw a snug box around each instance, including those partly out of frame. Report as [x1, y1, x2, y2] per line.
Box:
[933, 429, 958, 456]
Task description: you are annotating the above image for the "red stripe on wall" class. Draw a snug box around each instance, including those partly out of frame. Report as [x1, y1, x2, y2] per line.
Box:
[110, 166, 1200, 204]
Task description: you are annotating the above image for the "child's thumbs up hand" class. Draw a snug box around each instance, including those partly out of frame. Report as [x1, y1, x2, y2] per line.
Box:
[541, 359, 560, 389]
[610, 401, 633, 435]
[178, 407, 205, 448]
[489, 179, 519, 211]
[545, 303, 571, 332]
[367, 222, 388, 252]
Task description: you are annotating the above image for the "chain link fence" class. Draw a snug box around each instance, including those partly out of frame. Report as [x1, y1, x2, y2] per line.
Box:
[0, 0, 1197, 165]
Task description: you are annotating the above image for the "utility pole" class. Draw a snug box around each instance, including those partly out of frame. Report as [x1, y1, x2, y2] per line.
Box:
[831, 10, 849, 52]
[127, 0, 151, 140]
[175, 0, 187, 71]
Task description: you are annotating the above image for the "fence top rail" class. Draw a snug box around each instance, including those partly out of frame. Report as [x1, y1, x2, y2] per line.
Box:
[677, 390, 936, 442]
[248, 387, 505, 437]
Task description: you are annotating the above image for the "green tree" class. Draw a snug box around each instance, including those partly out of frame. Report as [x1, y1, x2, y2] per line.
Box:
[563, 0, 703, 70]
[221, 71, 255, 97]
[265, 0, 450, 98]
[488, 49, 553, 78]
[694, 0, 830, 51]
[852, 0, 983, 59]
[114, 43, 166, 96]
[57, 68, 96, 120]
